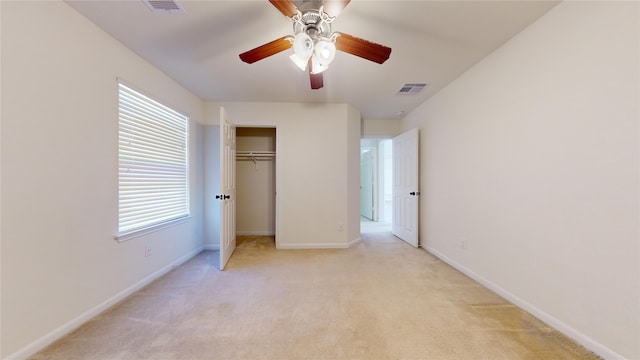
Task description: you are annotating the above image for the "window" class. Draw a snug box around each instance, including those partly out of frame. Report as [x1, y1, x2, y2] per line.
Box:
[117, 82, 189, 239]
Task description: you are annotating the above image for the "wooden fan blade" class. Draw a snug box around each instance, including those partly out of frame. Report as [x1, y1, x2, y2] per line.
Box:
[269, 0, 298, 17]
[308, 58, 324, 89]
[310, 72, 324, 89]
[322, 0, 351, 18]
[335, 32, 391, 64]
[239, 37, 292, 64]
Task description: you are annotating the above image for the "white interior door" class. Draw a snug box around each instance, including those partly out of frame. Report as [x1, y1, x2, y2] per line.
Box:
[219, 107, 236, 270]
[392, 128, 419, 247]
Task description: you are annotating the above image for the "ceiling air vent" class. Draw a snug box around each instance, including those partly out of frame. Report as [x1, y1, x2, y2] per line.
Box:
[143, 0, 185, 14]
[396, 83, 428, 96]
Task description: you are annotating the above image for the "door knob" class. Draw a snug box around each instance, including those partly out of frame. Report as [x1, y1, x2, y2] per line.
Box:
[410, 192, 420, 196]
[215, 194, 230, 200]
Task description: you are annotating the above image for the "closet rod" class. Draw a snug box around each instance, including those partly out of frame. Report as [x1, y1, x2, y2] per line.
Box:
[236, 151, 275, 155]
[236, 155, 274, 158]
[236, 151, 275, 162]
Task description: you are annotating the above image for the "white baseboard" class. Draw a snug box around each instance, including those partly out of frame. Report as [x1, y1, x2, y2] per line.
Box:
[236, 231, 275, 236]
[6, 246, 204, 360]
[348, 237, 362, 247]
[277, 243, 349, 249]
[203, 244, 219, 250]
[277, 236, 362, 250]
[425, 246, 625, 360]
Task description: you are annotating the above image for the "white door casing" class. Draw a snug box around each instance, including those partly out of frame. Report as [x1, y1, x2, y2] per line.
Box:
[360, 149, 375, 220]
[219, 107, 236, 270]
[392, 128, 419, 247]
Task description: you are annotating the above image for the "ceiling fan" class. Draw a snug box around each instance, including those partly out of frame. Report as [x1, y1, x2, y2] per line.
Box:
[239, 0, 392, 90]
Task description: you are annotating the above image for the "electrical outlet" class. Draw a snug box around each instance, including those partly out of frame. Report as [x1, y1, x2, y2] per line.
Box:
[338, 223, 344, 232]
[145, 245, 152, 257]
[460, 239, 468, 250]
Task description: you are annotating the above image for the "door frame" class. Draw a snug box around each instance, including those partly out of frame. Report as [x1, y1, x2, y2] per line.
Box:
[360, 146, 377, 220]
[235, 126, 278, 239]
[232, 125, 280, 250]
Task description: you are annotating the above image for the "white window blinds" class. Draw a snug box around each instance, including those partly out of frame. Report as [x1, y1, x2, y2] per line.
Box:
[118, 82, 189, 237]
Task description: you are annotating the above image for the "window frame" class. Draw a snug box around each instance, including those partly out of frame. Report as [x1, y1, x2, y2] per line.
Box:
[115, 81, 190, 242]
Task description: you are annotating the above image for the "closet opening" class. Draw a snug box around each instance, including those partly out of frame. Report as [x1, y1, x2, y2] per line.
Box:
[235, 127, 277, 248]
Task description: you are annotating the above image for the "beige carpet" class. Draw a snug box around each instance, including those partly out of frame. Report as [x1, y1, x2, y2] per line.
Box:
[31, 229, 601, 359]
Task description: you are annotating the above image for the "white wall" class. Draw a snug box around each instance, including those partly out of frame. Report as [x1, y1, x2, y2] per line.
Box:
[346, 105, 361, 243]
[204, 102, 361, 248]
[1, 2, 205, 358]
[401, 2, 639, 359]
[361, 118, 401, 138]
[203, 125, 220, 249]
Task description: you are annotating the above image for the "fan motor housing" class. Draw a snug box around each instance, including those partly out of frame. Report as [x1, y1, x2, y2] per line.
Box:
[292, 8, 333, 40]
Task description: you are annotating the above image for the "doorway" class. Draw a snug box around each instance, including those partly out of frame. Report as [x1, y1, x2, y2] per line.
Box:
[236, 127, 277, 247]
[360, 138, 392, 233]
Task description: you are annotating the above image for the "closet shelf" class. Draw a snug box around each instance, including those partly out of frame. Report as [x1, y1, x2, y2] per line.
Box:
[237, 151, 275, 155]
[236, 151, 275, 162]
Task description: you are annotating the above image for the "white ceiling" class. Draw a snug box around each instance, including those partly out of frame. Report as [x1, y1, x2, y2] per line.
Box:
[65, 0, 558, 120]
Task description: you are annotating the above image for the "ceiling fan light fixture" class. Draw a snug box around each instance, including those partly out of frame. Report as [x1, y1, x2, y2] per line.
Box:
[310, 56, 329, 74]
[239, 0, 391, 90]
[289, 53, 309, 71]
[314, 39, 336, 66]
[293, 32, 313, 55]
[290, 32, 313, 71]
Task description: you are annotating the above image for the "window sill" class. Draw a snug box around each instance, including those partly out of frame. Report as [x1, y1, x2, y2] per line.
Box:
[114, 216, 191, 243]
